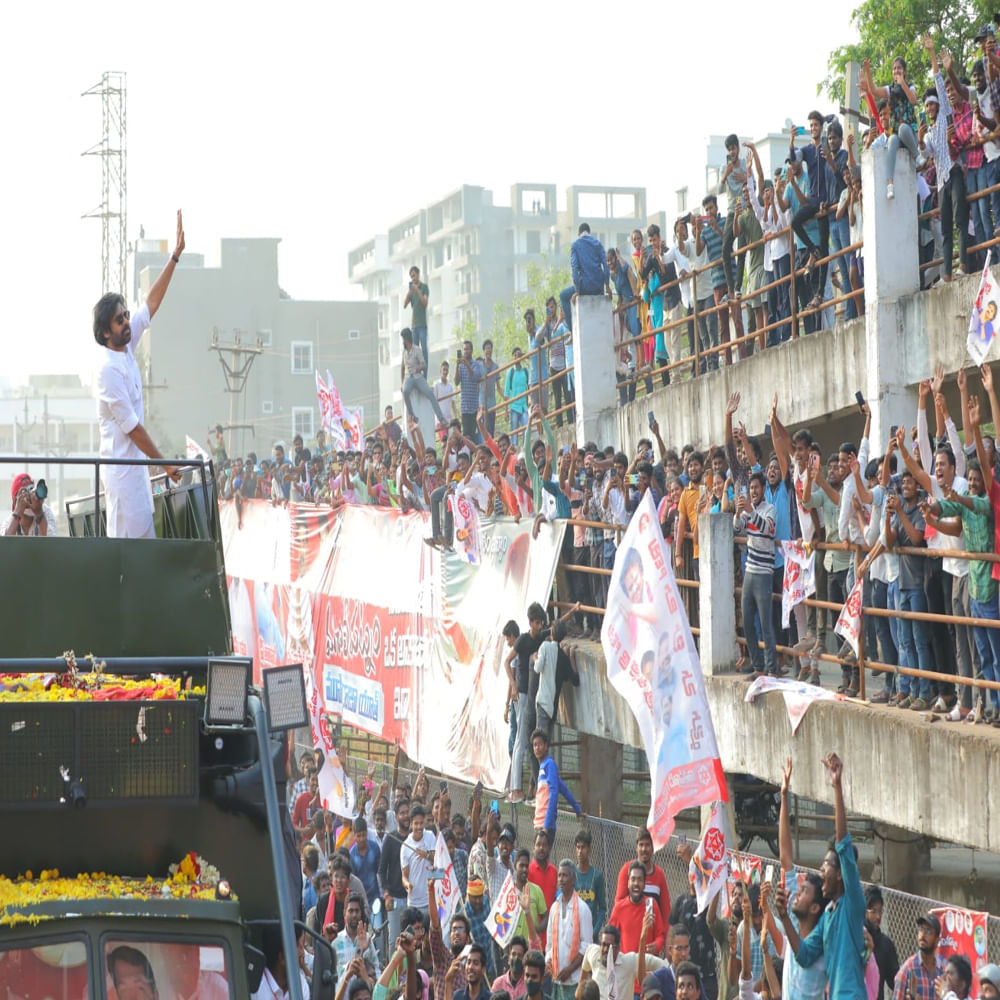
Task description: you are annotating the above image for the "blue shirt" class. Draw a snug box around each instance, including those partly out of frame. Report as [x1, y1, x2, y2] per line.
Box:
[456, 358, 485, 415]
[785, 181, 819, 251]
[480, 358, 500, 407]
[571, 233, 610, 293]
[796, 834, 866, 1000]
[699, 223, 727, 290]
[793, 143, 830, 203]
[350, 840, 382, 906]
[505, 365, 529, 414]
[534, 755, 580, 831]
[765, 477, 792, 568]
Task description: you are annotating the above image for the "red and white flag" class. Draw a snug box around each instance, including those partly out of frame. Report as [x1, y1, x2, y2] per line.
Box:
[316, 371, 335, 433]
[185, 435, 210, 461]
[485, 870, 522, 948]
[834, 575, 865, 656]
[780, 541, 815, 628]
[600, 490, 728, 849]
[434, 831, 463, 928]
[689, 801, 732, 914]
[968, 251, 999, 365]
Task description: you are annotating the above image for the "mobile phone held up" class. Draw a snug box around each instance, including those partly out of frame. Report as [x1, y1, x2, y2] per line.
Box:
[855, 390, 866, 414]
[648, 410, 656, 430]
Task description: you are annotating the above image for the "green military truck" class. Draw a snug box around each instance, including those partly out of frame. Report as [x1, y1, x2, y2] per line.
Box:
[0, 462, 333, 999]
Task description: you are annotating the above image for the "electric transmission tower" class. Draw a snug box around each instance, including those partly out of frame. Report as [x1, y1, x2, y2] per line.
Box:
[82, 71, 127, 295]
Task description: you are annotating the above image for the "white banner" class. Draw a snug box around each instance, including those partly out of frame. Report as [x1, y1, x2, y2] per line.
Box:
[304, 664, 356, 818]
[968, 251, 999, 365]
[780, 541, 815, 628]
[689, 801, 731, 914]
[484, 871, 522, 948]
[744, 674, 839, 733]
[600, 490, 728, 848]
[834, 575, 865, 657]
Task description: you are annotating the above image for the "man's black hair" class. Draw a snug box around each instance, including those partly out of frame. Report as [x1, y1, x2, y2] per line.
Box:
[864, 884, 884, 908]
[948, 955, 972, 993]
[526, 602, 546, 623]
[749, 470, 765, 488]
[502, 619, 520, 639]
[93, 292, 126, 346]
[934, 446, 956, 468]
[525, 949, 546, 973]
[401, 327, 413, 344]
[578, 223, 591, 235]
[840, 441, 858, 457]
[675, 961, 702, 990]
[400, 906, 427, 931]
[725, 133, 739, 149]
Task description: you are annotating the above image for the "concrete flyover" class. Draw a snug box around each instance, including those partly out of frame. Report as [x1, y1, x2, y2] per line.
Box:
[560, 636, 1000, 858]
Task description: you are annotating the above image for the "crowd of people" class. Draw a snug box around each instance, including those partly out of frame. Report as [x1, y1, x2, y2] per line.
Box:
[281, 747, 999, 1000]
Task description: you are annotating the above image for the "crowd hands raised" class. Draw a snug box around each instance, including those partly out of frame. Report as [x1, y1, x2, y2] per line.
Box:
[285, 747, 999, 1000]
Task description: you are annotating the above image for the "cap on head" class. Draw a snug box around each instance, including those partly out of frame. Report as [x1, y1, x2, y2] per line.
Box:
[978, 964, 1000, 993]
[975, 22, 996, 41]
[467, 877, 486, 897]
[10, 473, 32, 503]
[917, 913, 942, 935]
[641, 974, 663, 1000]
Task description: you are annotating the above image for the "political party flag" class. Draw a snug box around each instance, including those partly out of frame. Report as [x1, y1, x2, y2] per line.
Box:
[834, 575, 865, 657]
[316, 371, 335, 433]
[485, 870, 522, 948]
[185, 435, 210, 461]
[450, 493, 482, 565]
[968, 251, 999, 365]
[342, 407, 364, 451]
[780, 541, 815, 628]
[601, 490, 728, 849]
[932, 906, 989, 997]
[689, 801, 732, 914]
[434, 831, 462, 928]
[303, 664, 355, 818]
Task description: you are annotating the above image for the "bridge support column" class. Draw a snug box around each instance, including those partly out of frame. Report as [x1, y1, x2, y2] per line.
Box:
[572, 294, 618, 447]
[698, 512, 738, 676]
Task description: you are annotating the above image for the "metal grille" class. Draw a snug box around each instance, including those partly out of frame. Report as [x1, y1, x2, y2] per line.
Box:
[0, 701, 198, 807]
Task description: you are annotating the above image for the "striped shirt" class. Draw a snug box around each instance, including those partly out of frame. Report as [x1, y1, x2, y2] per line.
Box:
[734, 500, 776, 575]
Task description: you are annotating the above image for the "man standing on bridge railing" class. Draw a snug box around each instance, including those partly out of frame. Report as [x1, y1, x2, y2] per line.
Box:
[94, 210, 185, 538]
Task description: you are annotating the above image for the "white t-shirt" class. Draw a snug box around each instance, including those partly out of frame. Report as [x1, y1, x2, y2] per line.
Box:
[461, 471, 492, 512]
[534, 638, 559, 715]
[980, 87, 1000, 161]
[434, 379, 458, 419]
[401, 830, 436, 908]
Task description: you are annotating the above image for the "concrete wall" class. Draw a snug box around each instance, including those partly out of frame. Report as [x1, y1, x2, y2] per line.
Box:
[560, 639, 1000, 856]
[602, 271, 984, 461]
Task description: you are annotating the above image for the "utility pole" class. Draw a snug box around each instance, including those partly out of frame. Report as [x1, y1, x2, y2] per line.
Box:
[209, 329, 263, 457]
[82, 72, 127, 296]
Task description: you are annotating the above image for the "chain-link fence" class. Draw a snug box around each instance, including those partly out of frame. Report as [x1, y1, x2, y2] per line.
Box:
[319, 746, 1000, 971]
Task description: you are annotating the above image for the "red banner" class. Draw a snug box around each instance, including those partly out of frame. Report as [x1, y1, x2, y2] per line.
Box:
[932, 906, 989, 997]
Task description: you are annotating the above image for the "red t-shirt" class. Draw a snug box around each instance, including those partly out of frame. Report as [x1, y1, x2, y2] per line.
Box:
[528, 859, 558, 947]
[608, 894, 665, 955]
[614, 860, 671, 927]
[292, 790, 317, 837]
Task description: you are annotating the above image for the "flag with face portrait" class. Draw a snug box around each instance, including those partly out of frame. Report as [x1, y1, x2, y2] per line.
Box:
[968, 251, 1000, 364]
[450, 493, 482, 565]
[600, 489, 727, 849]
[689, 801, 732, 914]
[304, 664, 355, 818]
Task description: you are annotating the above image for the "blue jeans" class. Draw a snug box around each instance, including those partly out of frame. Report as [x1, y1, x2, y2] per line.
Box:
[967, 165, 992, 265]
[403, 372, 448, 425]
[560, 285, 576, 332]
[887, 578, 900, 652]
[696, 296, 719, 372]
[412, 326, 428, 365]
[509, 407, 529, 447]
[829, 216, 856, 320]
[970, 594, 1000, 711]
[742, 571, 777, 674]
[986, 156, 1000, 232]
[603, 539, 617, 575]
[871, 577, 898, 693]
[772, 253, 792, 342]
[897, 587, 932, 699]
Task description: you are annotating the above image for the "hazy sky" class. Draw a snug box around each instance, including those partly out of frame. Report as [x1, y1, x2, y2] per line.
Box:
[6, 0, 859, 386]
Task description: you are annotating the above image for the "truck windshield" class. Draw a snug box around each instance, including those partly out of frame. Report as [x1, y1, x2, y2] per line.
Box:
[0, 940, 89, 998]
[103, 939, 232, 999]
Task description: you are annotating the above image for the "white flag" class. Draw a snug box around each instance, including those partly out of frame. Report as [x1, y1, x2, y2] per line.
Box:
[689, 802, 732, 914]
[185, 435, 210, 461]
[968, 251, 999, 364]
[450, 493, 482, 564]
[304, 665, 355, 818]
[433, 832, 462, 930]
[834, 575, 865, 657]
[780, 541, 815, 628]
[484, 870, 522, 948]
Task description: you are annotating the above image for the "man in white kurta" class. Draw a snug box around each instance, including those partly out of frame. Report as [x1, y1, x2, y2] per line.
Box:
[545, 860, 594, 1000]
[94, 211, 185, 537]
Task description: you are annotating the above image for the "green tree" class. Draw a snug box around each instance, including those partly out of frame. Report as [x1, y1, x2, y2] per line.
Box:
[459, 255, 572, 360]
[822, 0, 989, 105]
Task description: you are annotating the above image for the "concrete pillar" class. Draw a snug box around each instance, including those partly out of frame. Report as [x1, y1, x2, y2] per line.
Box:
[872, 821, 931, 892]
[572, 294, 618, 447]
[697, 512, 738, 676]
[863, 145, 921, 446]
[579, 732, 623, 820]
